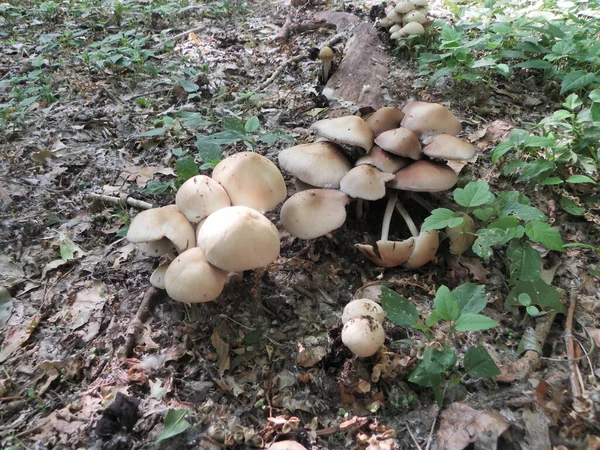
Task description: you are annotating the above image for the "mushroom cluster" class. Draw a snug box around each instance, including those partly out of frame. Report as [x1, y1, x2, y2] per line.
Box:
[278, 102, 476, 268]
[377, 0, 430, 40]
[127, 151, 286, 303]
[341, 298, 386, 357]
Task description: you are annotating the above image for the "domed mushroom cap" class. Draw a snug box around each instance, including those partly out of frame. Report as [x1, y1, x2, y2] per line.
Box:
[411, 0, 428, 6]
[310, 116, 374, 151]
[127, 205, 195, 253]
[342, 299, 385, 325]
[150, 263, 170, 289]
[392, 22, 425, 38]
[278, 142, 351, 188]
[280, 189, 350, 239]
[319, 46, 334, 61]
[423, 134, 476, 160]
[447, 212, 476, 255]
[386, 8, 404, 23]
[401, 102, 461, 136]
[339, 165, 394, 201]
[375, 127, 422, 160]
[356, 238, 415, 268]
[197, 206, 280, 272]
[364, 107, 405, 136]
[211, 152, 286, 213]
[394, 0, 415, 13]
[267, 441, 308, 450]
[403, 10, 427, 24]
[176, 175, 231, 224]
[388, 160, 458, 192]
[356, 146, 410, 173]
[164, 248, 228, 303]
[403, 230, 439, 269]
[342, 316, 385, 357]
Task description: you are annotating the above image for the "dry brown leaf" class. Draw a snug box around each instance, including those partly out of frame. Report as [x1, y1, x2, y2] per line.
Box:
[458, 257, 488, 283]
[297, 345, 326, 367]
[68, 281, 107, 342]
[211, 330, 230, 376]
[0, 314, 40, 363]
[119, 164, 175, 188]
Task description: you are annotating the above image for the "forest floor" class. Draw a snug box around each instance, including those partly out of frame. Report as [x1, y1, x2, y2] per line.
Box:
[1, 0, 599, 449]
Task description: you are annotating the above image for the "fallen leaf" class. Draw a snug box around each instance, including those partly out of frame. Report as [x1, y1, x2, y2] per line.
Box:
[297, 344, 327, 367]
[0, 254, 25, 288]
[0, 287, 13, 328]
[0, 314, 41, 362]
[459, 257, 488, 283]
[120, 164, 175, 188]
[68, 281, 107, 342]
[211, 330, 230, 376]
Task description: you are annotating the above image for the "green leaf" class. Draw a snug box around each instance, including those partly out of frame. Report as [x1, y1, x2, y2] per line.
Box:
[472, 228, 507, 261]
[433, 286, 460, 322]
[507, 280, 565, 313]
[244, 116, 260, 133]
[516, 160, 555, 183]
[422, 208, 462, 231]
[453, 181, 494, 208]
[156, 409, 191, 443]
[566, 175, 596, 184]
[425, 310, 440, 327]
[196, 130, 243, 146]
[452, 283, 487, 315]
[509, 128, 529, 146]
[526, 305, 541, 317]
[455, 313, 499, 332]
[0, 287, 13, 329]
[525, 220, 564, 251]
[563, 93, 583, 111]
[258, 130, 296, 144]
[518, 293, 531, 307]
[379, 286, 419, 327]
[560, 70, 597, 94]
[175, 155, 198, 181]
[540, 177, 563, 185]
[514, 59, 553, 70]
[491, 141, 515, 163]
[560, 196, 584, 216]
[180, 80, 199, 93]
[473, 207, 495, 222]
[59, 234, 85, 260]
[463, 346, 500, 378]
[523, 135, 556, 148]
[408, 347, 457, 387]
[143, 181, 175, 194]
[517, 328, 541, 353]
[498, 203, 546, 222]
[589, 89, 600, 103]
[507, 241, 542, 285]
[176, 112, 212, 129]
[138, 127, 167, 137]
[221, 117, 246, 134]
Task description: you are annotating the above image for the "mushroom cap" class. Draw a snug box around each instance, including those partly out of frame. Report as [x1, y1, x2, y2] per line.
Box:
[127, 205, 195, 253]
[164, 247, 228, 303]
[150, 263, 170, 289]
[378, 17, 395, 27]
[356, 238, 415, 268]
[411, 0, 428, 6]
[280, 189, 350, 239]
[319, 46, 334, 61]
[401, 102, 462, 136]
[310, 116, 374, 151]
[389, 24, 402, 34]
[388, 160, 458, 192]
[135, 238, 176, 257]
[375, 127, 422, 160]
[342, 316, 385, 357]
[353, 284, 384, 302]
[403, 230, 439, 269]
[176, 175, 231, 224]
[403, 10, 427, 24]
[394, 0, 415, 13]
[394, 22, 425, 38]
[339, 165, 394, 201]
[342, 299, 386, 325]
[386, 9, 404, 23]
[364, 106, 405, 136]
[267, 441, 308, 450]
[197, 206, 280, 272]
[423, 134, 477, 160]
[447, 212, 476, 255]
[356, 146, 410, 173]
[211, 152, 286, 213]
[278, 142, 351, 188]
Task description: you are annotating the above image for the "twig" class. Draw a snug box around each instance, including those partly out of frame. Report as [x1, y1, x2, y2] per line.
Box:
[119, 287, 166, 358]
[86, 193, 153, 210]
[405, 423, 424, 450]
[424, 416, 436, 450]
[565, 289, 583, 399]
[277, 13, 293, 41]
[152, 25, 204, 49]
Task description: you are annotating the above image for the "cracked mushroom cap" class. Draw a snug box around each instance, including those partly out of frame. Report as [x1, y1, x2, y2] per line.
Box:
[127, 205, 195, 253]
[403, 230, 439, 269]
[388, 160, 458, 192]
[280, 189, 350, 239]
[356, 146, 410, 173]
[164, 247, 228, 303]
[423, 134, 477, 160]
[364, 107, 405, 136]
[211, 152, 286, 213]
[342, 299, 386, 325]
[176, 175, 231, 224]
[196, 206, 280, 272]
[342, 316, 385, 357]
[375, 127, 423, 160]
[310, 116, 374, 151]
[401, 102, 462, 136]
[339, 165, 394, 201]
[278, 142, 352, 188]
[356, 238, 415, 268]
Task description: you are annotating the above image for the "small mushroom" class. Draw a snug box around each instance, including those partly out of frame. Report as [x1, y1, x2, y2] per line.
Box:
[446, 212, 476, 255]
[387, 160, 458, 192]
[402, 229, 439, 269]
[356, 146, 410, 173]
[339, 165, 395, 201]
[364, 106, 405, 136]
[386, 8, 404, 23]
[356, 238, 415, 268]
[127, 205, 195, 253]
[342, 316, 385, 357]
[389, 24, 402, 35]
[150, 263, 170, 289]
[278, 141, 351, 189]
[403, 10, 427, 24]
[196, 206, 280, 272]
[310, 116, 374, 151]
[280, 189, 350, 239]
[176, 175, 230, 224]
[392, 22, 425, 38]
[422, 134, 477, 160]
[375, 127, 422, 160]
[319, 46, 334, 83]
[342, 299, 386, 325]
[394, 0, 415, 13]
[211, 152, 287, 213]
[401, 101, 462, 136]
[377, 17, 395, 28]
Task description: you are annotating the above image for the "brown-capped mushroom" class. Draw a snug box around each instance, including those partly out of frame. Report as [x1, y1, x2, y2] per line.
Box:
[310, 116, 374, 151]
[403, 229, 439, 269]
[423, 134, 477, 160]
[364, 107, 405, 136]
[356, 238, 416, 268]
[176, 175, 231, 224]
[375, 127, 422, 160]
[446, 212, 476, 255]
[339, 165, 395, 201]
[319, 46, 334, 82]
[356, 146, 410, 173]
[127, 205, 195, 253]
[267, 441, 308, 450]
[401, 101, 462, 136]
[387, 160, 458, 192]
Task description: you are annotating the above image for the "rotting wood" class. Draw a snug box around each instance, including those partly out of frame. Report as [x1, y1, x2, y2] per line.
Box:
[277, 16, 336, 41]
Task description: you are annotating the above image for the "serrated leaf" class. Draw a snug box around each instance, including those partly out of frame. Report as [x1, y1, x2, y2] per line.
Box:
[507, 240, 542, 285]
[455, 313, 499, 332]
[525, 220, 564, 251]
[156, 409, 191, 443]
[507, 280, 565, 313]
[425, 310, 440, 327]
[175, 155, 198, 181]
[563, 93, 583, 110]
[473, 207, 495, 222]
[560, 70, 597, 94]
[408, 347, 457, 387]
[422, 208, 462, 231]
[244, 116, 260, 133]
[472, 228, 507, 261]
[433, 286, 460, 322]
[196, 130, 243, 146]
[517, 328, 541, 353]
[453, 181, 494, 208]
[180, 80, 199, 93]
[566, 175, 596, 184]
[464, 346, 500, 378]
[452, 283, 487, 315]
[379, 286, 419, 327]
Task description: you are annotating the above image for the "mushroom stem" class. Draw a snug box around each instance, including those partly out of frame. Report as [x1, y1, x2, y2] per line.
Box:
[381, 190, 398, 241]
[323, 60, 332, 82]
[406, 192, 434, 212]
[395, 201, 419, 237]
[356, 198, 364, 219]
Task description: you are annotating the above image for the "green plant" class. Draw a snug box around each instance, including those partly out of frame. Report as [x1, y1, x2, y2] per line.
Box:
[380, 285, 500, 406]
[144, 150, 199, 195]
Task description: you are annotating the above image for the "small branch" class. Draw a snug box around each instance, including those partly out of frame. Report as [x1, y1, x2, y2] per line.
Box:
[278, 16, 336, 41]
[381, 190, 398, 242]
[277, 14, 293, 41]
[87, 193, 153, 210]
[566, 289, 583, 399]
[395, 201, 419, 237]
[152, 25, 204, 49]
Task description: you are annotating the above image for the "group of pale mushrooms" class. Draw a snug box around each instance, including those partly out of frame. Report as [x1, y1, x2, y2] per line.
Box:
[278, 101, 476, 269]
[377, 0, 430, 39]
